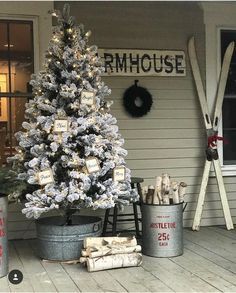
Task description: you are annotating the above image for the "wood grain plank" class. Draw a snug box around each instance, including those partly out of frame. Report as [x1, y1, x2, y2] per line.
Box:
[0, 275, 10, 292]
[88, 269, 128, 292]
[127, 266, 173, 292]
[61, 263, 103, 292]
[14, 240, 57, 292]
[142, 255, 217, 292]
[191, 227, 236, 257]
[184, 236, 236, 274]
[29, 239, 79, 292]
[39, 261, 79, 292]
[8, 241, 34, 292]
[171, 248, 236, 291]
[183, 217, 236, 228]
[184, 228, 236, 263]
[208, 226, 236, 240]
[107, 266, 151, 292]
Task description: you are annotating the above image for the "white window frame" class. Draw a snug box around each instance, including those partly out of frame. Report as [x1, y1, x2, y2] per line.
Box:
[202, 2, 236, 176]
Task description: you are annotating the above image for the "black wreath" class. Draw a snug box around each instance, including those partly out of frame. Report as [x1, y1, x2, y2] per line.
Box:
[123, 80, 153, 117]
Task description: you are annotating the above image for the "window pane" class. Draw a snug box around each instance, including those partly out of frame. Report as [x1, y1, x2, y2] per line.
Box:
[9, 22, 33, 93]
[222, 130, 236, 164]
[223, 99, 236, 164]
[221, 30, 236, 165]
[0, 22, 9, 165]
[0, 22, 10, 92]
[0, 22, 8, 54]
[0, 21, 34, 166]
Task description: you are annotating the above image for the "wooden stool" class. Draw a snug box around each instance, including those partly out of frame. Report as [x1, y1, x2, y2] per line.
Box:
[102, 177, 144, 238]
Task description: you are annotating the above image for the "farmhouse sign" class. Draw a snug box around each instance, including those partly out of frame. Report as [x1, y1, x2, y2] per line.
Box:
[98, 49, 186, 76]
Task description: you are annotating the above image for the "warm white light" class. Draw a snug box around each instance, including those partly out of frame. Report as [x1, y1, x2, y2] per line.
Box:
[4, 44, 14, 48]
[53, 36, 59, 43]
[67, 28, 73, 33]
[85, 31, 91, 37]
[51, 11, 58, 17]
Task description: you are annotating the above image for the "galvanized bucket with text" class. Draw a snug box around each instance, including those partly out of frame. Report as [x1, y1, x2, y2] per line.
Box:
[0, 195, 8, 278]
[141, 202, 184, 257]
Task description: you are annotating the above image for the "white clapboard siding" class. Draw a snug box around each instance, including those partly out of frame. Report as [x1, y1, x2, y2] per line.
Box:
[125, 138, 204, 149]
[103, 77, 195, 90]
[7, 1, 235, 240]
[126, 148, 204, 159]
[111, 99, 200, 110]
[121, 129, 205, 139]
[114, 109, 201, 120]
[111, 88, 201, 100]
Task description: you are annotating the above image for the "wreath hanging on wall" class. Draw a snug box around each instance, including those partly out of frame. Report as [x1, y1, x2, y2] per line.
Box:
[123, 80, 153, 117]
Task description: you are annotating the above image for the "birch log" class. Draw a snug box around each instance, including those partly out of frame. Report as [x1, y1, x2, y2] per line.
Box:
[146, 185, 154, 204]
[162, 194, 170, 205]
[84, 236, 137, 248]
[162, 173, 170, 204]
[141, 186, 148, 203]
[162, 173, 170, 195]
[153, 176, 162, 204]
[83, 245, 142, 258]
[171, 181, 180, 204]
[79, 257, 87, 263]
[179, 182, 187, 202]
[87, 253, 142, 272]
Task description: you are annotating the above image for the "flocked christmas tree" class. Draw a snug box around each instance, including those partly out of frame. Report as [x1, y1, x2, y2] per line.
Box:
[9, 4, 138, 221]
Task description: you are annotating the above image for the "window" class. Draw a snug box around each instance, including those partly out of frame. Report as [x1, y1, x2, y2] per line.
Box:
[0, 20, 34, 165]
[221, 30, 236, 165]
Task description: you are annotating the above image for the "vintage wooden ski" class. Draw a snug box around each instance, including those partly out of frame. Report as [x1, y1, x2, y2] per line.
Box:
[188, 37, 234, 230]
[188, 37, 212, 130]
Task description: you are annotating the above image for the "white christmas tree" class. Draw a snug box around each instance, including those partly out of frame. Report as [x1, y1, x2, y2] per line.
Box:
[9, 4, 138, 221]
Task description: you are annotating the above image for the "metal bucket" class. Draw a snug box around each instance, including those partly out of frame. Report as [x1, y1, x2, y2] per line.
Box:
[36, 215, 102, 261]
[141, 202, 183, 257]
[0, 195, 8, 278]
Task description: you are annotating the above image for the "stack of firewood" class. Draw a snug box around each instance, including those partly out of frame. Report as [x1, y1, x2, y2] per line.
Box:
[80, 236, 142, 272]
[141, 173, 187, 205]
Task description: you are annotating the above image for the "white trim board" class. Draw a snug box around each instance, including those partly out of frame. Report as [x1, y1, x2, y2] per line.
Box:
[201, 2, 236, 176]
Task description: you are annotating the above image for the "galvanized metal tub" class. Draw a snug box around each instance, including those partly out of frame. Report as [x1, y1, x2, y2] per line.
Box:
[0, 195, 8, 278]
[36, 215, 102, 261]
[141, 202, 183, 257]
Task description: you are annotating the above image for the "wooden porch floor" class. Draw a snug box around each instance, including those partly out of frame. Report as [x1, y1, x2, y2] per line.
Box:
[0, 226, 236, 292]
